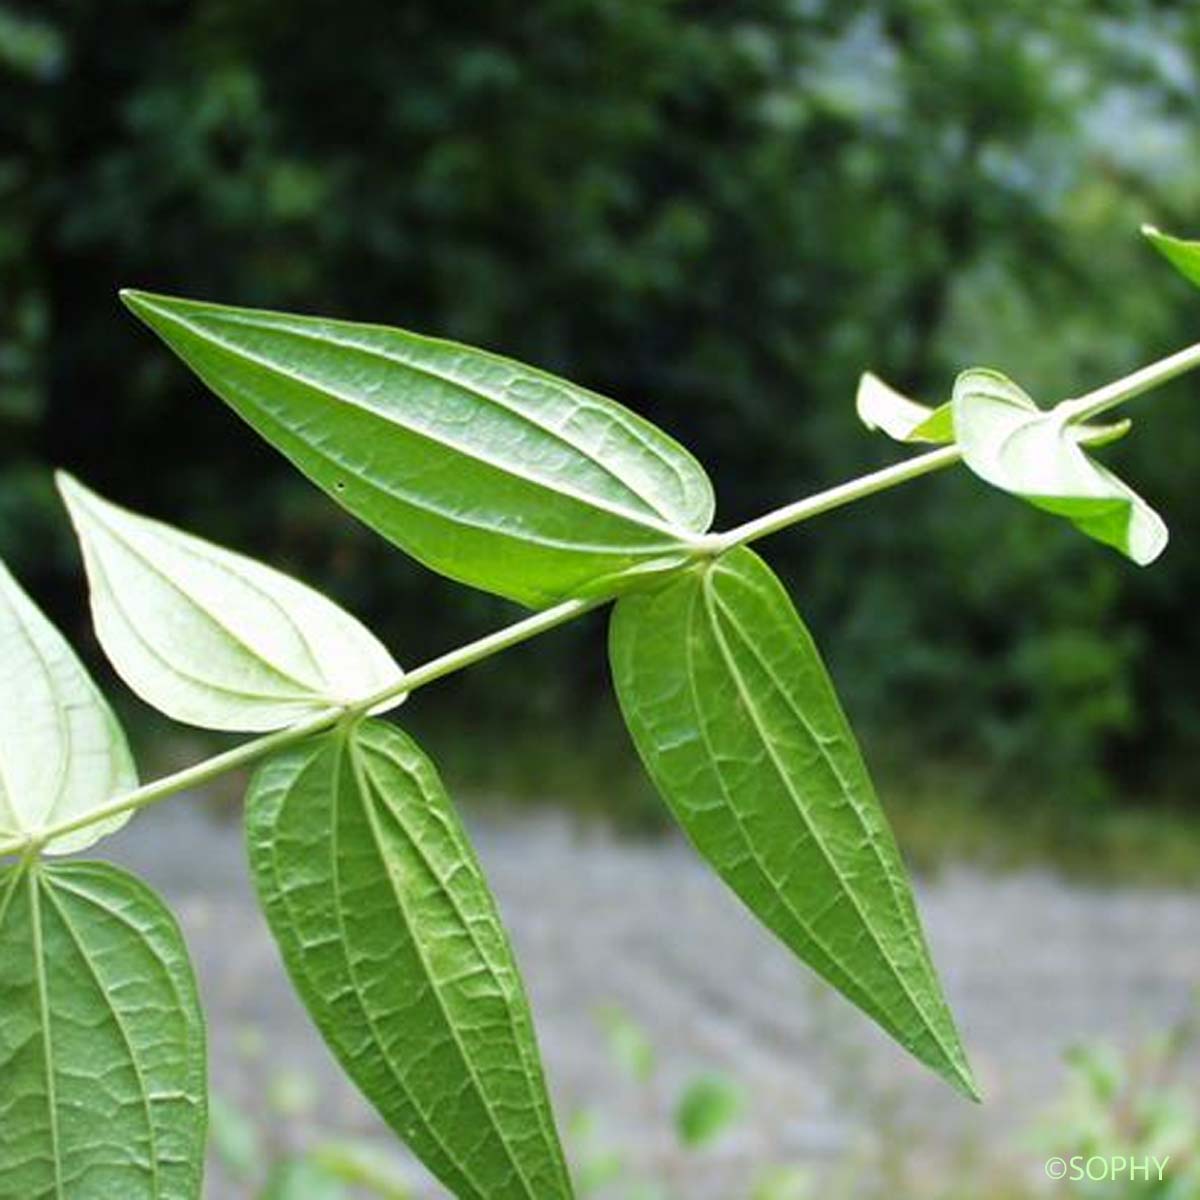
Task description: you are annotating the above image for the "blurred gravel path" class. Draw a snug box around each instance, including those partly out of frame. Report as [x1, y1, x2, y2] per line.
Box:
[102, 802, 1200, 1198]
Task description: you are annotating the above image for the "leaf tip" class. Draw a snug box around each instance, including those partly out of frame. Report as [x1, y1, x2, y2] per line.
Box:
[118, 289, 180, 329]
[53, 468, 82, 499]
[54, 470, 99, 525]
[118, 287, 147, 315]
[954, 1062, 984, 1104]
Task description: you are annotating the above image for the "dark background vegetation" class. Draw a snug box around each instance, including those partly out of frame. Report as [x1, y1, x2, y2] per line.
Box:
[5, 0, 1200, 836]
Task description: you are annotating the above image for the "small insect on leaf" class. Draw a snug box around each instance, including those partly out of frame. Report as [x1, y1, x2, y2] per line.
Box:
[952, 369, 1167, 565]
[0, 558, 136, 854]
[58, 473, 404, 732]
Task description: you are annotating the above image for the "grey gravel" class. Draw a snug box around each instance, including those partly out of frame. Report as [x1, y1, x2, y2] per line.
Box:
[101, 800, 1200, 1198]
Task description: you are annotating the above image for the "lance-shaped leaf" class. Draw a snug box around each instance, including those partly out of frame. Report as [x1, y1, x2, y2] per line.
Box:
[120, 291, 715, 608]
[0, 559, 136, 855]
[0, 860, 207, 1198]
[246, 720, 573, 1199]
[856, 372, 954, 444]
[952, 369, 1167, 565]
[58, 474, 404, 732]
[1143, 224, 1200, 288]
[609, 547, 977, 1099]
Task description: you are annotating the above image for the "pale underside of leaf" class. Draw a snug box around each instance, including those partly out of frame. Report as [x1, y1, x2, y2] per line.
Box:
[856, 372, 954, 444]
[0, 561, 137, 854]
[609, 547, 976, 1099]
[246, 721, 573, 1199]
[58, 474, 404, 732]
[122, 291, 715, 607]
[952, 369, 1166, 565]
[0, 861, 206, 1199]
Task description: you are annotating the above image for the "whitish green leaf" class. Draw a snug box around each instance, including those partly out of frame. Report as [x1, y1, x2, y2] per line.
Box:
[855, 372, 954, 443]
[0, 860, 207, 1198]
[1143, 224, 1200, 288]
[121, 291, 714, 608]
[58, 474, 403, 732]
[674, 1075, 744, 1148]
[952, 369, 1167, 565]
[609, 548, 976, 1098]
[246, 720, 574, 1199]
[0, 559, 136, 855]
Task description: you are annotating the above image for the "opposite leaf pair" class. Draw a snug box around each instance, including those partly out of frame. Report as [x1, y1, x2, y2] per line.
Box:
[855, 221, 1200, 566]
[1, 482, 575, 1199]
[63, 479, 575, 1194]
[858, 366, 1165, 565]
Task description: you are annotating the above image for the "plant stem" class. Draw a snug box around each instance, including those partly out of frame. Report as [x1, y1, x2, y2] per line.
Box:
[1058, 340, 1200, 423]
[715, 444, 962, 552]
[26, 594, 606, 850]
[11, 337, 1200, 857]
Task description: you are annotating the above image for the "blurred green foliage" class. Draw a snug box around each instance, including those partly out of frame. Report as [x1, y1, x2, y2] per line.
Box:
[4, 1, 1200, 811]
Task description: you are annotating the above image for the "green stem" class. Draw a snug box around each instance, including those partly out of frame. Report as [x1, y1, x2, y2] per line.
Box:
[716, 444, 962, 552]
[10, 338, 1200, 858]
[26, 595, 605, 850]
[1058, 340, 1200, 424]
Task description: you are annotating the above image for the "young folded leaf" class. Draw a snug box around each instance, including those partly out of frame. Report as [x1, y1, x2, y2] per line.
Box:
[58, 474, 404, 732]
[1142, 224, 1200, 288]
[0, 560, 136, 854]
[246, 720, 574, 1200]
[0, 860, 207, 1198]
[609, 548, 977, 1099]
[856, 372, 954, 444]
[952, 369, 1167, 565]
[120, 291, 714, 608]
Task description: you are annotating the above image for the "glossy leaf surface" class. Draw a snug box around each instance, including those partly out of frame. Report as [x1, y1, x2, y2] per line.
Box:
[247, 720, 573, 1199]
[122, 292, 714, 607]
[609, 547, 976, 1098]
[59, 474, 403, 732]
[0, 861, 206, 1198]
[952, 369, 1167, 565]
[1143, 224, 1200, 288]
[0, 559, 136, 854]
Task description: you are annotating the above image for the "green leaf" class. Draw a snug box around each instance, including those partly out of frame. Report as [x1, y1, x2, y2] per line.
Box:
[0, 860, 207, 1198]
[1142, 224, 1200, 288]
[674, 1074, 744, 1148]
[58, 474, 404, 732]
[952, 369, 1167, 565]
[120, 291, 714, 608]
[246, 719, 574, 1199]
[855, 372, 954, 444]
[609, 547, 977, 1099]
[0, 559, 137, 855]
